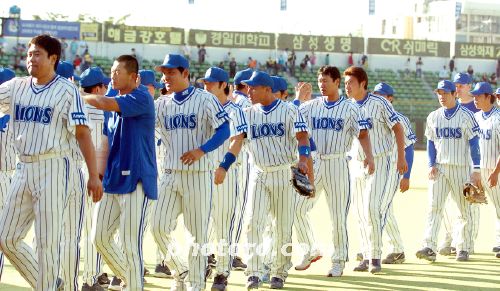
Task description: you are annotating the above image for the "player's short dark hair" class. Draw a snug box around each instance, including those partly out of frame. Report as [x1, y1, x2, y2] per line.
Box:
[318, 66, 340, 82]
[344, 66, 368, 90]
[28, 34, 61, 71]
[160, 87, 168, 95]
[236, 84, 246, 91]
[487, 93, 496, 104]
[82, 83, 104, 94]
[223, 83, 230, 96]
[116, 55, 139, 74]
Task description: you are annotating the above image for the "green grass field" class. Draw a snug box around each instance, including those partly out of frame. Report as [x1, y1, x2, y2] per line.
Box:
[1, 150, 499, 290]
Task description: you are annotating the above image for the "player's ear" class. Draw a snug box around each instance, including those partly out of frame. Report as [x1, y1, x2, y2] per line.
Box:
[182, 69, 190, 79]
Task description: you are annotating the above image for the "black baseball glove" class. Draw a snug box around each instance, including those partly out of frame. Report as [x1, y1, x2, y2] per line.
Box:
[291, 165, 314, 198]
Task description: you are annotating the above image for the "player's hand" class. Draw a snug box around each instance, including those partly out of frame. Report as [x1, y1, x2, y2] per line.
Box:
[295, 82, 312, 102]
[88, 174, 103, 202]
[397, 156, 408, 175]
[428, 166, 438, 180]
[399, 177, 410, 193]
[470, 171, 482, 189]
[180, 148, 205, 166]
[214, 167, 227, 185]
[488, 169, 499, 188]
[297, 160, 309, 176]
[363, 155, 375, 175]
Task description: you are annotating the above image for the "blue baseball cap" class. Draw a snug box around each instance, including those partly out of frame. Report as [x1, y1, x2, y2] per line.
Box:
[233, 68, 253, 85]
[155, 54, 189, 71]
[271, 76, 288, 93]
[453, 72, 471, 84]
[470, 82, 493, 96]
[242, 71, 274, 88]
[56, 61, 81, 81]
[139, 70, 164, 89]
[495, 88, 500, 95]
[435, 80, 456, 93]
[373, 82, 394, 96]
[80, 67, 111, 88]
[198, 67, 229, 83]
[0, 68, 15, 85]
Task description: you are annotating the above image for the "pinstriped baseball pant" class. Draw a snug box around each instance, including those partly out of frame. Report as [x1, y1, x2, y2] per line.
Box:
[0, 158, 76, 290]
[481, 168, 500, 247]
[245, 166, 296, 280]
[422, 164, 473, 252]
[441, 197, 480, 250]
[0, 170, 13, 281]
[151, 170, 212, 290]
[92, 184, 150, 291]
[353, 153, 393, 260]
[294, 157, 351, 263]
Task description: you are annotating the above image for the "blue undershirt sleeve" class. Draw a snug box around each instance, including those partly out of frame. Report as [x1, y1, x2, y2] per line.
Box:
[427, 140, 437, 168]
[403, 144, 414, 179]
[199, 121, 230, 153]
[468, 136, 481, 169]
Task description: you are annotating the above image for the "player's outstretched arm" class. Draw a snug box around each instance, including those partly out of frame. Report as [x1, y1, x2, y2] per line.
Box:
[83, 94, 120, 112]
[214, 133, 245, 185]
[358, 129, 375, 175]
[469, 136, 482, 188]
[392, 122, 408, 175]
[296, 131, 313, 185]
[76, 125, 104, 202]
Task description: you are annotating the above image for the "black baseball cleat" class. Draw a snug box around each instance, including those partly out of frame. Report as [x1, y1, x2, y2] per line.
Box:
[416, 247, 436, 262]
[97, 273, 110, 288]
[246, 276, 262, 289]
[211, 273, 228, 291]
[382, 252, 405, 264]
[353, 260, 369, 272]
[232, 256, 247, 271]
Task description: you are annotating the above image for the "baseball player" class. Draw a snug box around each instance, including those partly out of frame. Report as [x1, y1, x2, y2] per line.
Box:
[270, 76, 289, 101]
[495, 88, 500, 106]
[56, 60, 81, 83]
[79, 67, 111, 291]
[84, 54, 157, 290]
[239, 71, 312, 289]
[229, 68, 253, 271]
[416, 80, 480, 262]
[0, 67, 16, 282]
[344, 66, 407, 274]
[292, 82, 313, 107]
[372, 82, 416, 264]
[470, 82, 500, 258]
[152, 54, 229, 291]
[439, 72, 481, 256]
[294, 66, 374, 277]
[0, 34, 102, 290]
[200, 67, 247, 290]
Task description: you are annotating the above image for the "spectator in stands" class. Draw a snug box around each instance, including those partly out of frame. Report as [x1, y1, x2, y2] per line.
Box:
[449, 56, 455, 73]
[73, 54, 82, 73]
[415, 57, 423, 78]
[325, 53, 330, 66]
[80, 48, 93, 72]
[229, 57, 237, 78]
[0, 36, 6, 58]
[278, 53, 285, 72]
[16, 56, 26, 72]
[266, 57, 274, 74]
[467, 65, 474, 78]
[348, 52, 354, 66]
[79, 36, 88, 53]
[310, 51, 316, 72]
[181, 43, 191, 60]
[224, 52, 231, 63]
[69, 37, 79, 61]
[439, 65, 449, 80]
[247, 57, 257, 69]
[481, 73, 489, 82]
[404, 57, 411, 78]
[282, 48, 289, 72]
[300, 55, 310, 72]
[360, 54, 368, 69]
[496, 59, 500, 80]
[131, 48, 141, 66]
[490, 73, 497, 85]
[289, 50, 297, 77]
[218, 61, 225, 70]
[198, 44, 207, 64]
[60, 38, 68, 61]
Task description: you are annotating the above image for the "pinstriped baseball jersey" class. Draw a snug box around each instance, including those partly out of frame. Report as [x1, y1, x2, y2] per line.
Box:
[0, 121, 16, 171]
[85, 103, 104, 148]
[351, 93, 399, 160]
[155, 87, 228, 171]
[233, 90, 252, 109]
[243, 99, 308, 168]
[474, 108, 500, 169]
[425, 104, 480, 166]
[395, 111, 417, 148]
[0, 76, 89, 157]
[214, 101, 247, 163]
[299, 96, 367, 154]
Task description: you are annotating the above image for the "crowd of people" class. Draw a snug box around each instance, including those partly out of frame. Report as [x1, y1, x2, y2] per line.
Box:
[0, 34, 499, 291]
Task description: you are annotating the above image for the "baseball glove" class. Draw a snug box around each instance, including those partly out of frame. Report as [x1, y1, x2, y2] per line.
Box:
[291, 166, 314, 198]
[463, 183, 488, 204]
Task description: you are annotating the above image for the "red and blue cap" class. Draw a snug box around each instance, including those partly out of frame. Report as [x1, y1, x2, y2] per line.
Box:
[0, 67, 15, 85]
[436, 80, 456, 93]
[233, 68, 253, 85]
[453, 72, 471, 84]
[80, 67, 111, 88]
[139, 70, 164, 89]
[373, 82, 394, 96]
[155, 54, 189, 71]
[198, 67, 229, 83]
[242, 71, 274, 88]
[470, 82, 493, 96]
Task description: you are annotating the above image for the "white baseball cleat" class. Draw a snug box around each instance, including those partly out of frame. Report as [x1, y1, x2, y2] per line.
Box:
[294, 252, 322, 271]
